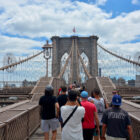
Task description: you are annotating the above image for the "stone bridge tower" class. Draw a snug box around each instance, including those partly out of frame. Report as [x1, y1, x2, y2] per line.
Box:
[51, 36, 98, 83]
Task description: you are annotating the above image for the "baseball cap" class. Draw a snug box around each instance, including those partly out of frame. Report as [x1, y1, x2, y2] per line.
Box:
[81, 91, 88, 98]
[45, 85, 53, 91]
[112, 95, 121, 106]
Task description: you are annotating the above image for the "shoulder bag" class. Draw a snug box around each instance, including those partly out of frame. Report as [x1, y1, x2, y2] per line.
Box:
[62, 106, 78, 128]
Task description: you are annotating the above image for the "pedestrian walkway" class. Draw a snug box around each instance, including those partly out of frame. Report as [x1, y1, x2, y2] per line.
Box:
[30, 127, 61, 140]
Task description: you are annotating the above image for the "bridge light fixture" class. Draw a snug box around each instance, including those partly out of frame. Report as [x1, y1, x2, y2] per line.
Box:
[42, 40, 52, 77]
[42, 40, 52, 59]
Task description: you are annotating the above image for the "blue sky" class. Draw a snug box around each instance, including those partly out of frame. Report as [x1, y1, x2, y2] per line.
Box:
[0, 0, 140, 80]
[99, 0, 140, 17]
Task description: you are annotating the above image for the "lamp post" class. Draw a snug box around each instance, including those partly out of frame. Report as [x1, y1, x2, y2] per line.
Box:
[42, 40, 52, 77]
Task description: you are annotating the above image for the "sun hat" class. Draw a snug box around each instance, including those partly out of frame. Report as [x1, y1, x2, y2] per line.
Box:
[81, 91, 88, 98]
[112, 95, 121, 106]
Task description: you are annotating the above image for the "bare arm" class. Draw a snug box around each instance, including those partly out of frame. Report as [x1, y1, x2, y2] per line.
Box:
[94, 112, 100, 134]
[127, 125, 133, 140]
[39, 105, 42, 118]
[104, 99, 109, 109]
[100, 123, 107, 140]
[55, 102, 59, 118]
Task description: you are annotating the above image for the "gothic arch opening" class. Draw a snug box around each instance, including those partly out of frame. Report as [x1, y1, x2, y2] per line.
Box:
[81, 52, 89, 70]
[79, 52, 89, 83]
[60, 53, 69, 70]
[60, 52, 70, 83]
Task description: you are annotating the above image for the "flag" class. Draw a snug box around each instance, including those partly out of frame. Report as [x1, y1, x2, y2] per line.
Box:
[73, 27, 76, 33]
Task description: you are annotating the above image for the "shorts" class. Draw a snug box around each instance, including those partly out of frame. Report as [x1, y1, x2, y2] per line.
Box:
[41, 118, 60, 132]
[83, 128, 95, 140]
[106, 135, 126, 140]
[93, 126, 102, 136]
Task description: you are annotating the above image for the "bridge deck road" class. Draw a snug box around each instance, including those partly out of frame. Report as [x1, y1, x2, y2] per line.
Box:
[30, 127, 61, 140]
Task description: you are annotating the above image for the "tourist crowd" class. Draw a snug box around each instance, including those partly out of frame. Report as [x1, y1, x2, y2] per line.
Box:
[39, 84, 133, 140]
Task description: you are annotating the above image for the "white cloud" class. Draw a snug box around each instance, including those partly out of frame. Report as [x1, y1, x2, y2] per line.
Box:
[95, 0, 107, 5]
[132, 0, 140, 5]
[0, 0, 140, 68]
[0, 35, 43, 66]
[0, 0, 111, 38]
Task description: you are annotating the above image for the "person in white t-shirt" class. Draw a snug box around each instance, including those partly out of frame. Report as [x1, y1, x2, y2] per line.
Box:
[61, 90, 85, 140]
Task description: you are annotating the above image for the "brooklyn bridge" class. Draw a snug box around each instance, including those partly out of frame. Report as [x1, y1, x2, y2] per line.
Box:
[0, 35, 140, 140]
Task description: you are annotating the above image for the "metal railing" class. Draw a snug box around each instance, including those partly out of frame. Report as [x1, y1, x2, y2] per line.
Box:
[129, 114, 140, 140]
[0, 103, 40, 140]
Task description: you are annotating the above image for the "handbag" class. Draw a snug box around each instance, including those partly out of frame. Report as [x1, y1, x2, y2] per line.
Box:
[62, 106, 78, 128]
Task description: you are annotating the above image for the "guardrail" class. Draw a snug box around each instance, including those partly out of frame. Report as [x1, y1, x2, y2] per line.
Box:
[129, 114, 140, 140]
[95, 77, 109, 102]
[0, 77, 44, 140]
[0, 102, 40, 140]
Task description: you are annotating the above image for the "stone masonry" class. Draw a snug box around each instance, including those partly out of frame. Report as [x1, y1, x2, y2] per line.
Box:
[51, 36, 98, 83]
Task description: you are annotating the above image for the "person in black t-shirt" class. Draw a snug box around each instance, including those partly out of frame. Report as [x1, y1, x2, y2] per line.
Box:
[57, 86, 68, 107]
[39, 85, 60, 140]
[57, 86, 68, 125]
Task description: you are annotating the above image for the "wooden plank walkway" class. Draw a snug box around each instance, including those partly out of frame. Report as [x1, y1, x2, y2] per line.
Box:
[30, 127, 62, 140]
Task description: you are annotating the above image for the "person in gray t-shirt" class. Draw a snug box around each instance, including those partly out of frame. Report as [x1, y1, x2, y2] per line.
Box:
[88, 88, 108, 140]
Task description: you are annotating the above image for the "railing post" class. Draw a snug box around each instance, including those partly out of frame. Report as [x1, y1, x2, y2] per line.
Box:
[27, 111, 29, 140]
[5, 123, 8, 140]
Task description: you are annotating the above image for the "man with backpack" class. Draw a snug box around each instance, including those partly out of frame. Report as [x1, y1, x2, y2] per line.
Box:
[88, 88, 108, 140]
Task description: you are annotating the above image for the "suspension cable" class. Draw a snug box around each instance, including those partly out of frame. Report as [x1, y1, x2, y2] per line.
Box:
[98, 43, 140, 66]
[0, 51, 43, 71]
[77, 48, 92, 79]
